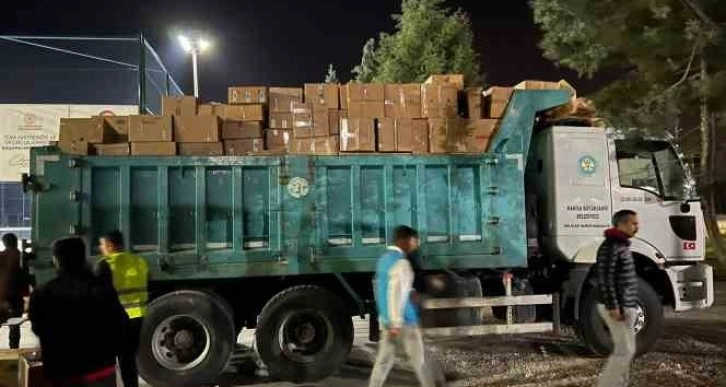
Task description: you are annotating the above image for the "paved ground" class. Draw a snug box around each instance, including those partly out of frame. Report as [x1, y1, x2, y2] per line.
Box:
[3, 282, 725, 386]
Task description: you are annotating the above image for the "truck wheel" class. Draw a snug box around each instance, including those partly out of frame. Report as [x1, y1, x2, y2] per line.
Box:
[138, 290, 236, 387]
[256, 285, 354, 383]
[577, 278, 664, 356]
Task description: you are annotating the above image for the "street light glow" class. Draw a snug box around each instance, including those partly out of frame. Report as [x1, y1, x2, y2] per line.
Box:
[178, 35, 192, 53]
[177, 34, 210, 53]
[198, 38, 211, 52]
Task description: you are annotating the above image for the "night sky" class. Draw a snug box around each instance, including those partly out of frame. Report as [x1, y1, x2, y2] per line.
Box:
[0, 0, 609, 104]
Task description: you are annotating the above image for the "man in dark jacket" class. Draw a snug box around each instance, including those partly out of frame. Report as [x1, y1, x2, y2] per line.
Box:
[29, 237, 128, 387]
[595, 209, 639, 387]
[0, 233, 29, 349]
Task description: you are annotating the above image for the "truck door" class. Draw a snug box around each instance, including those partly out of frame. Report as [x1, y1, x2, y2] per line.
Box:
[608, 139, 704, 261]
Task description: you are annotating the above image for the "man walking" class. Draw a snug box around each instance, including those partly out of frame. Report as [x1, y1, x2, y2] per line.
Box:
[0, 233, 29, 349]
[369, 225, 435, 387]
[29, 237, 126, 386]
[596, 209, 639, 387]
[96, 230, 149, 387]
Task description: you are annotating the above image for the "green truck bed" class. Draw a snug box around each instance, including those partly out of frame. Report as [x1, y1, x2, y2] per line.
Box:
[28, 90, 569, 283]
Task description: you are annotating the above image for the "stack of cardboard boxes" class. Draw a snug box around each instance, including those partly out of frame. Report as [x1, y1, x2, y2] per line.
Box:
[56, 75, 578, 157]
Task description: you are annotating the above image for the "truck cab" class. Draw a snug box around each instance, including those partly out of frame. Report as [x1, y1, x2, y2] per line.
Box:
[528, 125, 714, 353]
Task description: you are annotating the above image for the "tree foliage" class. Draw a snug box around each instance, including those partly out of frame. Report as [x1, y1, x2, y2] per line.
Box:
[352, 0, 481, 85]
[324, 64, 339, 84]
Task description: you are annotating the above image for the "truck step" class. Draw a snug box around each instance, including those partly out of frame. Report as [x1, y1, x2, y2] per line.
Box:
[422, 294, 553, 310]
[423, 322, 553, 337]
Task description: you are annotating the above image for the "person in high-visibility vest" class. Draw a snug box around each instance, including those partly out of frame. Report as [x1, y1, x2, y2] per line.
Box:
[96, 230, 149, 387]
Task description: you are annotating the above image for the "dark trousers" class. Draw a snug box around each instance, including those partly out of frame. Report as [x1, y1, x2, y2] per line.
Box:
[9, 309, 22, 349]
[120, 318, 142, 387]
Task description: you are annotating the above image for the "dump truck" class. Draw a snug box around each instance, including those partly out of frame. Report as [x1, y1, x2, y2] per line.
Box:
[24, 89, 714, 386]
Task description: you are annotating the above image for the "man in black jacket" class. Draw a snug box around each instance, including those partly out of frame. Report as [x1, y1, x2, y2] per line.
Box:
[0, 233, 29, 349]
[29, 237, 128, 387]
[595, 209, 639, 387]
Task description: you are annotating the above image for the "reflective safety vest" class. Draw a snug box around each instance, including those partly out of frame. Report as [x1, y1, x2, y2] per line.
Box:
[101, 252, 149, 319]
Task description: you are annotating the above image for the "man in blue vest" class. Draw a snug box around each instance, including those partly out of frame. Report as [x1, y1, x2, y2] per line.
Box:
[369, 225, 435, 387]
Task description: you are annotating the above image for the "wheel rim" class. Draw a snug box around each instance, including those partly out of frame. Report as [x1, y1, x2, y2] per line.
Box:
[632, 303, 646, 334]
[151, 315, 212, 371]
[277, 309, 334, 364]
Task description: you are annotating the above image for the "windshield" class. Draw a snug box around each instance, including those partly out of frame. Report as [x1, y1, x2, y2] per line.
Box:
[615, 140, 690, 200]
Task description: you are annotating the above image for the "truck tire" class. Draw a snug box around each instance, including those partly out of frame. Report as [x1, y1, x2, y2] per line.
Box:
[255, 285, 354, 383]
[577, 278, 664, 356]
[138, 290, 236, 387]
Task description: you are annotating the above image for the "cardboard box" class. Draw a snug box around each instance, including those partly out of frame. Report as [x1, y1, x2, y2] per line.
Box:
[198, 103, 225, 116]
[329, 110, 343, 135]
[59, 139, 89, 155]
[228, 86, 268, 104]
[340, 85, 348, 110]
[178, 142, 224, 156]
[348, 101, 385, 119]
[222, 120, 263, 139]
[94, 115, 129, 141]
[131, 142, 177, 156]
[377, 118, 417, 152]
[291, 136, 339, 155]
[174, 115, 221, 143]
[129, 115, 173, 142]
[340, 117, 375, 152]
[384, 84, 423, 118]
[269, 112, 294, 129]
[345, 83, 385, 102]
[162, 96, 197, 116]
[304, 84, 339, 110]
[422, 84, 458, 118]
[59, 117, 113, 143]
[424, 74, 465, 90]
[466, 87, 484, 119]
[225, 104, 265, 121]
[429, 118, 497, 153]
[295, 109, 335, 138]
[265, 129, 292, 151]
[483, 87, 514, 118]
[291, 102, 314, 136]
[225, 139, 263, 155]
[270, 87, 303, 113]
[93, 143, 130, 156]
[411, 119, 429, 154]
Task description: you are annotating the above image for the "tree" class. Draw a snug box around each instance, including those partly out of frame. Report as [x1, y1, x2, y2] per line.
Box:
[352, 0, 481, 85]
[532, 0, 726, 261]
[324, 64, 339, 84]
[352, 38, 378, 83]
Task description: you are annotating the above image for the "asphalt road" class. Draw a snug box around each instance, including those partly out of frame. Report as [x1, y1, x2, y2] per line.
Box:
[3, 282, 725, 387]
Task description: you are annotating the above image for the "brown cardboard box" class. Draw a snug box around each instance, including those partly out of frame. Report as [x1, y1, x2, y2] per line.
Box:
[329, 110, 343, 135]
[428, 118, 497, 153]
[178, 142, 224, 156]
[345, 83, 385, 102]
[269, 112, 294, 129]
[304, 84, 339, 110]
[291, 136, 339, 155]
[265, 129, 292, 151]
[94, 115, 129, 141]
[59, 139, 89, 155]
[222, 120, 263, 139]
[59, 117, 113, 143]
[384, 84, 423, 118]
[340, 117, 375, 152]
[424, 74, 465, 90]
[174, 115, 221, 142]
[225, 139, 263, 155]
[348, 101, 385, 119]
[466, 87, 484, 119]
[225, 104, 265, 121]
[93, 143, 130, 156]
[270, 87, 303, 113]
[198, 103, 225, 116]
[228, 86, 268, 104]
[162, 96, 197, 116]
[340, 85, 348, 110]
[411, 119, 429, 154]
[483, 87, 514, 118]
[291, 102, 313, 136]
[422, 84, 458, 118]
[377, 118, 416, 152]
[131, 142, 177, 156]
[129, 115, 173, 142]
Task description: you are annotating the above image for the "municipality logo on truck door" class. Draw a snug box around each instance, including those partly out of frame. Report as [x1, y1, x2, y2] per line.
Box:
[577, 155, 597, 176]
